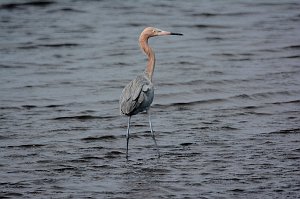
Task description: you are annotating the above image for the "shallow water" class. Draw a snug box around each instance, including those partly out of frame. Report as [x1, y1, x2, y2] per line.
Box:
[1, 0, 300, 198]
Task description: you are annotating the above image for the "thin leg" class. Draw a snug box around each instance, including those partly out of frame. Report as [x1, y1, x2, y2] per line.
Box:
[126, 116, 131, 159]
[148, 112, 160, 158]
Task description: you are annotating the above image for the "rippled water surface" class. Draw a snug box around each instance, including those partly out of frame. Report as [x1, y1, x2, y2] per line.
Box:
[1, 0, 300, 198]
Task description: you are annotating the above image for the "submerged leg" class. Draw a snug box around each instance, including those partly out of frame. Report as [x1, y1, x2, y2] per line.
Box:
[126, 116, 131, 159]
[148, 112, 160, 158]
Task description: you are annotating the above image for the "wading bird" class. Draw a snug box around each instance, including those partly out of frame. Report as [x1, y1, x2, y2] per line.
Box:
[120, 27, 183, 159]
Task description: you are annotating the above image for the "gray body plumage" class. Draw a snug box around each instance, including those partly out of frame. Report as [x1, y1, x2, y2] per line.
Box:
[120, 74, 154, 116]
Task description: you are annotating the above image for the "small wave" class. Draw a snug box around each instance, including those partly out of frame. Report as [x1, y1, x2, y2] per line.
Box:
[4, 104, 66, 110]
[268, 128, 300, 135]
[227, 58, 251, 61]
[0, 192, 23, 198]
[213, 53, 235, 57]
[208, 78, 254, 85]
[230, 188, 245, 193]
[242, 105, 260, 110]
[205, 37, 223, 41]
[22, 105, 37, 109]
[173, 24, 229, 29]
[0, 135, 10, 140]
[283, 45, 300, 49]
[115, 62, 131, 66]
[80, 155, 103, 160]
[194, 24, 229, 29]
[158, 79, 205, 87]
[229, 94, 253, 100]
[105, 151, 123, 159]
[47, 8, 86, 13]
[45, 104, 64, 108]
[252, 2, 300, 7]
[192, 125, 239, 131]
[0, 1, 55, 10]
[191, 13, 218, 17]
[212, 53, 254, 61]
[138, 167, 171, 173]
[18, 43, 80, 49]
[177, 61, 198, 65]
[180, 142, 194, 146]
[190, 12, 255, 17]
[204, 70, 224, 75]
[108, 52, 127, 57]
[49, 127, 89, 132]
[153, 3, 175, 8]
[54, 166, 76, 172]
[292, 148, 300, 152]
[126, 23, 145, 27]
[0, 64, 26, 69]
[270, 99, 300, 105]
[0, 106, 21, 110]
[81, 135, 117, 142]
[52, 115, 116, 120]
[221, 126, 239, 131]
[252, 91, 294, 98]
[7, 144, 45, 148]
[154, 98, 226, 109]
[229, 90, 296, 101]
[281, 55, 300, 59]
[191, 126, 210, 130]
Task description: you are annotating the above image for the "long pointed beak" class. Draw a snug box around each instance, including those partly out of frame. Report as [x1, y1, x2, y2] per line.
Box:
[170, 32, 183, 36]
[158, 31, 183, 36]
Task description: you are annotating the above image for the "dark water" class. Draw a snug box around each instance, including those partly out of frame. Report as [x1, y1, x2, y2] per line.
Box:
[1, 0, 300, 198]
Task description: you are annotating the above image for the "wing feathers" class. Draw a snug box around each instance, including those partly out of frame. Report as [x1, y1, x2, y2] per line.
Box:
[120, 75, 154, 115]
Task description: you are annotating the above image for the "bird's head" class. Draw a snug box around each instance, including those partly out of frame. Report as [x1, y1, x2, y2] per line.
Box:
[141, 27, 183, 38]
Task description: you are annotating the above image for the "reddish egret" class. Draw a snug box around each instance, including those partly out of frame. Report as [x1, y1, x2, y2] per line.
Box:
[120, 27, 183, 159]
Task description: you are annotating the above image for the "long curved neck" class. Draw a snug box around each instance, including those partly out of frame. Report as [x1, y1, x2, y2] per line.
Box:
[139, 34, 155, 82]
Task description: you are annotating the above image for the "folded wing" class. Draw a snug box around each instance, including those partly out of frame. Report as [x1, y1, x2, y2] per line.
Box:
[120, 75, 154, 116]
